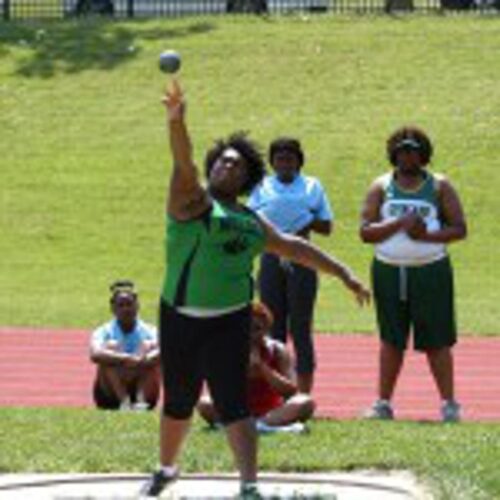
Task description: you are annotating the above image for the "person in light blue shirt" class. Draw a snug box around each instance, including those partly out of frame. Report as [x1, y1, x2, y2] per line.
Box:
[247, 137, 334, 393]
[90, 280, 160, 410]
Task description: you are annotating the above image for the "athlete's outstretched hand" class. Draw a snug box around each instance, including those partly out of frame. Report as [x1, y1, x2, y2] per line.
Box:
[162, 78, 185, 122]
[345, 276, 371, 306]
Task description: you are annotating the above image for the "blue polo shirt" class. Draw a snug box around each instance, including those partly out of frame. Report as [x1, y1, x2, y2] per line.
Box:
[91, 319, 157, 355]
[247, 174, 333, 234]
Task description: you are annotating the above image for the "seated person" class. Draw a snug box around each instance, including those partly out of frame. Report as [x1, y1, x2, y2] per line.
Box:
[197, 302, 315, 432]
[90, 280, 160, 410]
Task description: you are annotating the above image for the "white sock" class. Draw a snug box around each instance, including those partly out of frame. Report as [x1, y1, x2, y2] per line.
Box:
[119, 396, 131, 409]
[160, 465, 178, 478]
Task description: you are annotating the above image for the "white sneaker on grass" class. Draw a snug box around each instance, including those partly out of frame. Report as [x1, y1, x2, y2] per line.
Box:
[256, 420, 307, 434]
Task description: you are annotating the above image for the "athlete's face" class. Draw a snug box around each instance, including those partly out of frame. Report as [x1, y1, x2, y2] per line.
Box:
[209, 148, 248, 197]
[394, 148, 424, 176]
[112, 292, 138, 329]
[272, 150, 301, 184]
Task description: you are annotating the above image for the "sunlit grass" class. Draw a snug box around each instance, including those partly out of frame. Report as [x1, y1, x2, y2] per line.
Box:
[0, 16, 499, 333]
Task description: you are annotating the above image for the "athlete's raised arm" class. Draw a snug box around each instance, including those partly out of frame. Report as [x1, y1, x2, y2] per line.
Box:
[162, 80, 210, 220]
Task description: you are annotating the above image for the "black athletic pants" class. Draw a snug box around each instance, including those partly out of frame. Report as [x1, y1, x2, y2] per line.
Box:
[258, 253, 318, 375]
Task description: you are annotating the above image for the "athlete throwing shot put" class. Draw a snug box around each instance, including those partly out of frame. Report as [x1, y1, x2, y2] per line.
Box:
[141, 79, 370, 497]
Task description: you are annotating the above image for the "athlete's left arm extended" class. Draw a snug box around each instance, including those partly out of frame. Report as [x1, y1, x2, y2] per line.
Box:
[260, 216, 370, 306]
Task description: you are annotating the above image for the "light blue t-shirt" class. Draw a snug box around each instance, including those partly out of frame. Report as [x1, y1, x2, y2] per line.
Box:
[247, 174, 334, 234]
[91, 319, 158, 355]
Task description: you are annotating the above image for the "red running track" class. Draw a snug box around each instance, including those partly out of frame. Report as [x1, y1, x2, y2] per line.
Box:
[1, 327, 499, 422]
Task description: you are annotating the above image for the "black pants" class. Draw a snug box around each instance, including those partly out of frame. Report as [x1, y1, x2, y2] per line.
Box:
[258, 253, 318, 375]
[159, 300, 251, 424]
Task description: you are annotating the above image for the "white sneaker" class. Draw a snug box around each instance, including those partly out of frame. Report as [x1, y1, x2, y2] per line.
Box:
[441, 400, 461, 423]
[256, 420, 307, 434]
[119, 397, 132, 411]
[132, 402, 150, 411]
[364, 400, 394, 420]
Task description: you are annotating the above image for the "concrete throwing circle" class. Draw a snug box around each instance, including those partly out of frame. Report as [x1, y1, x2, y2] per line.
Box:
[0, 471, 430, 499]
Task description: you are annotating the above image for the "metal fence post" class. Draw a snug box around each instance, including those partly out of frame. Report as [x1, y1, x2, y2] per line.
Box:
[127, 0, 134, 17]
[3, 0, 11, 20]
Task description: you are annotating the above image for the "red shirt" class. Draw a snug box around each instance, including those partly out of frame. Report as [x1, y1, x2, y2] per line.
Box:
[247, 339, 284, 417]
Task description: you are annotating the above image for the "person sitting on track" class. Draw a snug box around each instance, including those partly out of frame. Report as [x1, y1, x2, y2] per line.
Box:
[197, 302, 315, 433]
[90, 280, 160, 411]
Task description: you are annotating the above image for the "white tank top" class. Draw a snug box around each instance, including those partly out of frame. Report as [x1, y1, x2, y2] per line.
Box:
[375, 172, 447, 266]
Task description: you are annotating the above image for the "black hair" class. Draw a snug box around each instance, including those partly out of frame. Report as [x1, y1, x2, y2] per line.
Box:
[109, 280, 137, 304]
[268, 136, 305, 168]
[204, 131, 266, 196]
[387, 126, 433, 167]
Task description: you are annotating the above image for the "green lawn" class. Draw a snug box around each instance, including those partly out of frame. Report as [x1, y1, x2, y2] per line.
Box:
[0, 408, 499, 499]
[2, 16, 499, 333]
[1, 16, 499, 333]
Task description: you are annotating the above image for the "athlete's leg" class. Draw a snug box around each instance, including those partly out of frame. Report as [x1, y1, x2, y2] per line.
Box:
[425, 346, 455, 401]
[136, 364, 161, 408]
[372, 259, 410, 403]
[260, 393, 315, 426]
[204, 307, 257, 484]
[158, 302, 205, 467]
[96, 365, 128, 403]
[288, 263, 318, 393]
[258, 253, 288, 344]
[378, 341, 405, 401]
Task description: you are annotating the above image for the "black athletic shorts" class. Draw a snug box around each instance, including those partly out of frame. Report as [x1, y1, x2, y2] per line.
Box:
[159, 300, 252, 424]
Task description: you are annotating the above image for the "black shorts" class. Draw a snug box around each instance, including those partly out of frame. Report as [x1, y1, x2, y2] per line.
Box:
[93, 377, 158, 410]
[159, 300, 252, 424]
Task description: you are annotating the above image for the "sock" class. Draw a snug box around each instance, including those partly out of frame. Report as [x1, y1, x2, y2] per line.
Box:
[119, 396, 131, 409]
[160, 465, 178, 478]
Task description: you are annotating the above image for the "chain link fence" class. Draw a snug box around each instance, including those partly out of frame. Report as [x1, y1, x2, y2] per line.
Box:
[1, 0, 499, 21]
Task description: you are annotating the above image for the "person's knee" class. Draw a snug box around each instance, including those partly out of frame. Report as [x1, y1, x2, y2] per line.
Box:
[216, 403, 250, 425]
[293, 394, 316, 421]
[423, 346, 452, 359]
[163, 396, 197, 419]
[381, 340, 406, 356]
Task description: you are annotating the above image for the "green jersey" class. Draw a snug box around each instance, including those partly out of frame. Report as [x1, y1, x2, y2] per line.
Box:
[162, 200, 266, 309]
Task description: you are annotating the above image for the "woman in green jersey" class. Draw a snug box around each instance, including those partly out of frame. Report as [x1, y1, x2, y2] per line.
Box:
[360, 126, 467, 423]
[141, 80, 370, 498]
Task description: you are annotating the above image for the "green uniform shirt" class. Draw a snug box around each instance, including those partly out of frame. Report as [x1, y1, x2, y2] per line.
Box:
[162, 200, 266, 309]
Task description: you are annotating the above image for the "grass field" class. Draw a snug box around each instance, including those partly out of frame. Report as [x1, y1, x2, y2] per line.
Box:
[1, 15, 499, 333]
[0, 408, 499, 499]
